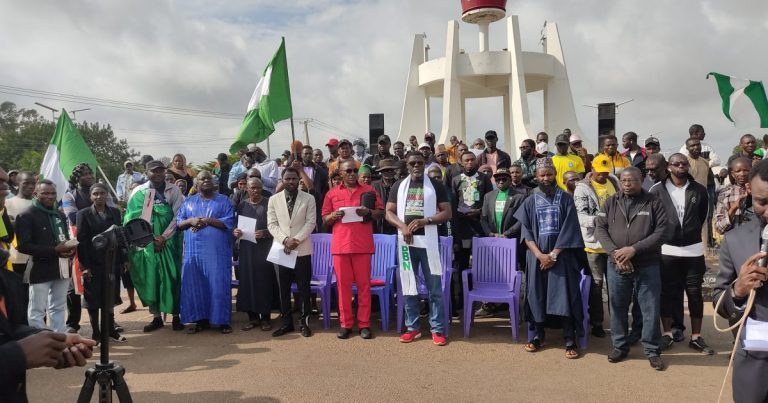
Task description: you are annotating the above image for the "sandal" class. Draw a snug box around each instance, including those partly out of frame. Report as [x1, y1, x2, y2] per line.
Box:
[261, 321, 272, 331]
[524, 338, 543, 353]
[186, 323, 204, 334]
[221, 325, 233, 334]
[565, 344, 580, 359]
[120, 305, 137, 314]
[241, 322, 258, 331]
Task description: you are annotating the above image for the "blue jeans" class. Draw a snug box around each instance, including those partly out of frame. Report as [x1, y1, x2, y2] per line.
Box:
[404, 247, 445, 334]
[28, 278, 70, 332]
[606, 262, 661, 357]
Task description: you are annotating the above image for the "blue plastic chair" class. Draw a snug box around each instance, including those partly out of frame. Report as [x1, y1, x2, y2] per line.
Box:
[395, 236, 454, 336]
[462, 237, 522, 340]
[525, 271, 591, 349]
[352, 234, 397, 331]
[290, 234, 335, 329]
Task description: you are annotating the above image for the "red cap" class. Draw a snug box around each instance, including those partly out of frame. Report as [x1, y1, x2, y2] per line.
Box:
[326, 138, 339, 147]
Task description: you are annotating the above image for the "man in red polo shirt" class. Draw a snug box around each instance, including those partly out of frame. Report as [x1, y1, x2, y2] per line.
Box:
[322, 160, 384, 339]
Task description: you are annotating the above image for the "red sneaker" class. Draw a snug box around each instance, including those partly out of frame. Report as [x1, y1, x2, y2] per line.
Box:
[432, 332, 447, 346]
[399, 330, 422, 343]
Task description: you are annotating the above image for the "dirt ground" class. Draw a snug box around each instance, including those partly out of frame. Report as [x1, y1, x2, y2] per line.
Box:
[27, 296, 736, 403]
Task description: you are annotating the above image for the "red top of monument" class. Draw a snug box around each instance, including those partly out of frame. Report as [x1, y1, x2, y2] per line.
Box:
[461, 0, 507, 24]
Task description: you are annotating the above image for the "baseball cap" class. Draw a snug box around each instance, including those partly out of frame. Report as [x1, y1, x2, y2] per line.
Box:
[146, 160, 166, 171]
[419, 142, 431, 150]
[485, 131, 498, 140]
[591, 154, 612, 173]
[424, 132, 435, 139]
[555, 133, 570, 145]
[377, 134, 391, 144]
[493, 167, 512, 178]
[569, 134, 583, 144]
[246, 143, 258, 153]
[338, 139, 352, 147]
[645, 137, 660, 146]
[326, 138, 339, 147]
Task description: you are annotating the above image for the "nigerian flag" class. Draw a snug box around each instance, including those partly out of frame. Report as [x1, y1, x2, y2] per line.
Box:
[708, 72, 768, 128]
[40, 109, 99, 200]
[229, 37, 293, 153]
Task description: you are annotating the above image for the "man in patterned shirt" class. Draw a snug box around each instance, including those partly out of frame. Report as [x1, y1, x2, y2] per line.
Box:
[714, 157, 752, 235]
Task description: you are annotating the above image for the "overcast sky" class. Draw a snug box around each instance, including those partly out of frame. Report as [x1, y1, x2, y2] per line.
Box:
[1, 0, 767, 167]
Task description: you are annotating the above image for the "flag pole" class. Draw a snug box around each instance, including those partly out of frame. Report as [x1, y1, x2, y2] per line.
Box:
[96, 165, 118, 198]
[289, 117, 297, 161]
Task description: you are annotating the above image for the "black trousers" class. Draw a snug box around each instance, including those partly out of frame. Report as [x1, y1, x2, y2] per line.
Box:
[660, 255, 706, 327]
[10, 264, 29, 318]
[733, 349, 768, 403]
[66, 283, 81, 330]
[275, 255, 311, 328]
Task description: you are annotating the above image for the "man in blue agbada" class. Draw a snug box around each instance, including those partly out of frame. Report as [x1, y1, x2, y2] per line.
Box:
[514, 157, 586, 359]
[177, 171, 235, 334]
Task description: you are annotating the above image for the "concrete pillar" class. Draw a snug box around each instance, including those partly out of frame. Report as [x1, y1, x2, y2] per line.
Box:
[543, 22, 584, 144]
[478, 22, 489, 52]
[503, 94, 512, 157]
[438, 20, 463, 145]
[397, 34, 428, 142]
[506, 16, 533, 154]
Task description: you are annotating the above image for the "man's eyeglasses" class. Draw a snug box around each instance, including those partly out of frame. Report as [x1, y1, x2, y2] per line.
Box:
[342, 168, 357, 174]
[495, 176, 510, 182]
[669, 161, 689, 167]
[408, 161, 424, 167]
[571, 141, 582, 146]
[620, 179, 641, 184]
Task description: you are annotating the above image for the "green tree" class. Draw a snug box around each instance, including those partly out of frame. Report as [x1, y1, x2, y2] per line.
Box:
[0, 101, 140, 184]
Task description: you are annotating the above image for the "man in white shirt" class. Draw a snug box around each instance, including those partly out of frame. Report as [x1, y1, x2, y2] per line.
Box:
[252, 145, 280, 194]
[115, 161, 145, 204]
[649, 153, 712, 354]
[5, 172, 36, 275]
[677, 124, 720, 167]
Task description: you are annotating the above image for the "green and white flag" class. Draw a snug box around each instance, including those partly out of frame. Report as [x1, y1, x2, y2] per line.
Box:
[40, 109, 100, 200]
[708, 72, 768, 128]
[229, 37, 293, 153]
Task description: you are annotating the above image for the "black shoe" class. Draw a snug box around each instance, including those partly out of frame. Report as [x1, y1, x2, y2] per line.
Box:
[172, 316, 184, 331]
[143, 318, 164, 333]
[110, 331, 127, 343]
[607, 349, 628, 363]
[271, 326, 295, 337]
[591, 326, 607, 338]
[689, 336, 715, 355]
[360, 327, 373, 339]
[660, 334, 674, 351]
[114, 322, 124, 333]
[672, 328, 684, 342]
[337, 328, 353, 339]
[648, 356, 666, 371]
[300, 326, 312, 337]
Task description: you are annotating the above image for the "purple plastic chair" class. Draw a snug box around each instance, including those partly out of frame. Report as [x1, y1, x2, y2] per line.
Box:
[525, 271, 591, 348]
[463, 237, 522, 340]
[290, 233, 334, 329]
[351, 234, 397, 331]
[231, 260, 239, 288]
[395, 236, 454, 336]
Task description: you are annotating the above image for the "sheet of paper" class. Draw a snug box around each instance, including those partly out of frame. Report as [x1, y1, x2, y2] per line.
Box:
[339, 207, 363, 223]
[266, 240, 298, 269]
[745, 318, 768, 351]
[237, 216, 258, 243]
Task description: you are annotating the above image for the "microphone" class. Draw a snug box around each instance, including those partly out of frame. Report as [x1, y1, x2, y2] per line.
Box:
[758, 225, 768, 267]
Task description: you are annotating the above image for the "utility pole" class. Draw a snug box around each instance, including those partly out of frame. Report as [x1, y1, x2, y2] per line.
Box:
[303, 119, 310, 146]
[34, 102, 58, 121]
[70, 108, 91, 121]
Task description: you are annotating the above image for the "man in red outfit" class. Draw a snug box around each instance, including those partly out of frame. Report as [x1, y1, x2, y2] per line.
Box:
[322, 160, 384, 339]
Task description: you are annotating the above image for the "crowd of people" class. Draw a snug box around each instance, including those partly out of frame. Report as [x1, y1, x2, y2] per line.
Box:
[2, 125, 768, 400]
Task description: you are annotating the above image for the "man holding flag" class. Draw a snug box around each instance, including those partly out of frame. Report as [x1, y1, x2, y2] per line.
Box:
[386, 151, 452, 346]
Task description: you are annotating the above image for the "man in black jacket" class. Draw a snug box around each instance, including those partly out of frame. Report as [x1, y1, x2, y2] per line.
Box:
[15, 180, 78, 333]
[649, 153, 712, 354]
[372, 159, 399, 234]
[480, 168, 525, 239]
[0, 249, 95, 402]
[477, 130, 511, 174]
[594, 167, 668, 370]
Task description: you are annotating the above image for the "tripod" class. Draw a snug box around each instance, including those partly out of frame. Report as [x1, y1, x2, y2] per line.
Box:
[77, 239, 133, 403]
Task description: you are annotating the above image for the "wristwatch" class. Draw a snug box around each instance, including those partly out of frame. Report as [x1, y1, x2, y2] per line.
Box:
[427, 217, 434, 224]
[548, 251, 558, 262]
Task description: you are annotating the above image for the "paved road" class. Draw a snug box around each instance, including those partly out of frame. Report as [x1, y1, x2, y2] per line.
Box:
[27, 300, 736, 402]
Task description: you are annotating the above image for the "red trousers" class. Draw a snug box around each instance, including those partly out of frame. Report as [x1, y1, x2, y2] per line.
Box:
[333, 253, 372, 329]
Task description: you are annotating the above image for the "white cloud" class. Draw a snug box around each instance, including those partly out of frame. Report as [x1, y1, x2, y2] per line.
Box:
[1, 0, 767, 168]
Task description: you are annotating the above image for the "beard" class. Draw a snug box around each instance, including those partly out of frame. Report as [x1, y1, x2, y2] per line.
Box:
[538, 181, 556, 196]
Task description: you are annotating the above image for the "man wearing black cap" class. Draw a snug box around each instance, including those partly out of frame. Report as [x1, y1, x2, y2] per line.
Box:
[481, 167, 525, 239]
[328, 139, 360, 173]
[645, 137, 661, 155]
[124, 160, 185, 332]
[372, 159, 399, 234]
[364, 134, 397, 174]
[477, 130, 511, 175]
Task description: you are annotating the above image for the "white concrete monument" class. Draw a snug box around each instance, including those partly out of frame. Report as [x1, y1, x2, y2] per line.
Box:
[397, 0, 583, 158]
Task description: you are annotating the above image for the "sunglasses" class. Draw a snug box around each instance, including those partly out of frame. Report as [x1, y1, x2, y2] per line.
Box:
[571, 141, 582, 146]
[669, 161, 689, 167]
[495, 176, 510, 182]
[408, 161, 425, 167]
[342, 168, 358, 174]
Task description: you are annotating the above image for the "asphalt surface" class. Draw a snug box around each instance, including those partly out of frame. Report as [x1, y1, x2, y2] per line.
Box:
[27, 298, 736, 403]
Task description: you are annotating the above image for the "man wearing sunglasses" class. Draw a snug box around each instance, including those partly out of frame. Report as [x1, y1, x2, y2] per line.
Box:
[321, 160, 384, 340]
[649, 153, 712, 354]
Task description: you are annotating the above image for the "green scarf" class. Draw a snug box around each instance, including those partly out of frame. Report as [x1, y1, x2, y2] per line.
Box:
[32, 199, 67, 243]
